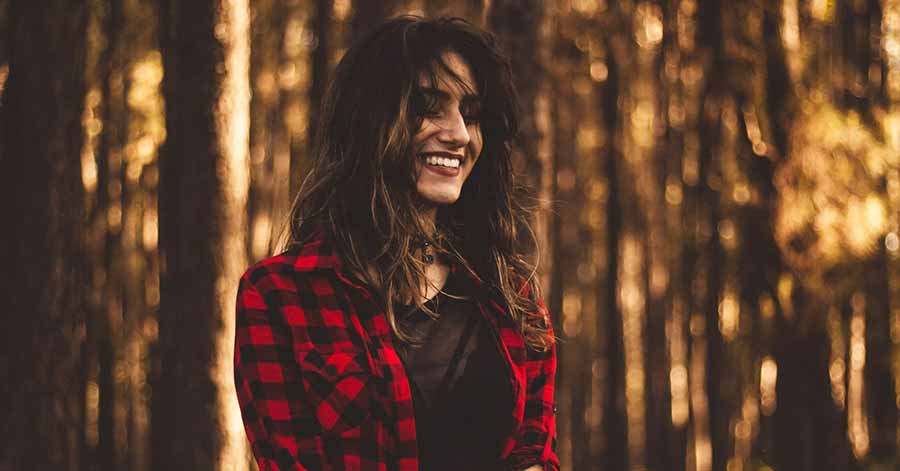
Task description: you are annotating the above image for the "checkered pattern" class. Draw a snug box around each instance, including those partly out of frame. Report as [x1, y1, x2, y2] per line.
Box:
[234, 232, 559, 470]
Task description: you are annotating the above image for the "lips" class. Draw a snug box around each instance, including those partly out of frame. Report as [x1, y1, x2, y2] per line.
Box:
[418, 152, 462, 176]
[419, 151, 464, 165]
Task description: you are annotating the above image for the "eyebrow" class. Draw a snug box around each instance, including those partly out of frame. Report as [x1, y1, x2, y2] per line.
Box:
[420, 86, 480, 103]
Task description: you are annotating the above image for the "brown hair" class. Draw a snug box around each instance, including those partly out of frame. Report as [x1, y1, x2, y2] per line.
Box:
[284, 15, 552, 350]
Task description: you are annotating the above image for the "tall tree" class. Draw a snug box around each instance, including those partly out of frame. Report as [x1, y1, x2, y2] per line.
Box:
[301, 0, 334, 198]
[488, 0, 553, 262]
[153, 0, 250, 469]
[0, 0, 88, 469]
[350, 0, 396, 44]
[596, 28, 627, 471]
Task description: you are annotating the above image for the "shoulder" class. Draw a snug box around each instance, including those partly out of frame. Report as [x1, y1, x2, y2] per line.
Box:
[239, 232, 344, 295]
[238, 255, 342, 312]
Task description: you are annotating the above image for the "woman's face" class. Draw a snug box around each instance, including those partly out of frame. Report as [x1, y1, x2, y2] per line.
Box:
[412, 51, 483, 207]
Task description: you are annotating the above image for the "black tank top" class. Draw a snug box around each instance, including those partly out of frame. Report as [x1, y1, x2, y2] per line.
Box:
[393, 267, 513, 470]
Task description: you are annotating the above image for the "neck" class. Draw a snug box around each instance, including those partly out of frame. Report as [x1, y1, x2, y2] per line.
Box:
[412, 203, 442, 265]
[414, 202, 438, 238]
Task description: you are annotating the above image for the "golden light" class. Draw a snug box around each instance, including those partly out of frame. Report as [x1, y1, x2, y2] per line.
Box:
[848, 292, 870, 458]
[589, 61, 608, 82]
[760, 356, 777, 416]
[214, 0, 251, 469]
[86, 380, 100, 447]
[827, 306, 846, 409]
[809, 0, 835, 23]
[81, 87, 103, 194]
[619, 235, 647, 466]
[718, 219, 737, 251]
[143, 208, 158, 251]
[562, 290, 583, 336]
[333, 0, 351, 21]
[777, 273, 793, 320]
[668, 299, 689, 427]
[665, 178, 683, 206]
[718, 288, 739, 341]
[634, 2, 663, 50]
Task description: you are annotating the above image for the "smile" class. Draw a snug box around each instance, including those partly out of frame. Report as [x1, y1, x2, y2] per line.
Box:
[418, 153, 462, 177]
[419, 153, 462, 169]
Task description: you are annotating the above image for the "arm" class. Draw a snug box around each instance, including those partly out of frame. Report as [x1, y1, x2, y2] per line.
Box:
[504, 299, 560, 471]
[234, 275, 311, 471]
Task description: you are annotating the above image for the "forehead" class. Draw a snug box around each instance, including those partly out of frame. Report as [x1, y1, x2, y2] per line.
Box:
[417, 51, 478, 97]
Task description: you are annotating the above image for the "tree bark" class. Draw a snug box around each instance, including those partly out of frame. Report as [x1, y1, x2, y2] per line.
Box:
[0, 1, 88, 469]
[599, 42, 627, 471]
[154, 0, 250, 469]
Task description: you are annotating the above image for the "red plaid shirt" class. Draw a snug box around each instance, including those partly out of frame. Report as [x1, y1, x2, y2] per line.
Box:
[234, 232, 559, 470]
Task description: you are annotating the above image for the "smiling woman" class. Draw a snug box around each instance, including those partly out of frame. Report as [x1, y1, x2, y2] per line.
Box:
[233, 16, 558, 471]
[413, 51, 484, 211]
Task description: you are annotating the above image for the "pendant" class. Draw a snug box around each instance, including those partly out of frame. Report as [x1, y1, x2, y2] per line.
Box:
[421, 240, 434, 264]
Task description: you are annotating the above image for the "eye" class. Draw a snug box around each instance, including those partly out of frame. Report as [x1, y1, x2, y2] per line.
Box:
[460, 101, 482, 125]
[412, 91, 442, 119]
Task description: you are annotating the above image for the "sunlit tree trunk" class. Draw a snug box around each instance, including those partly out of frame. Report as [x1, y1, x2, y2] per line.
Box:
[154, 0, 250, 469]
[849, 0, 899, 463]
[0, 1, 88, 469]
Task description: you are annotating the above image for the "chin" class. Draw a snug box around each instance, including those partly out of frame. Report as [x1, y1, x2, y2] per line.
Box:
[416, 186, 462, 206]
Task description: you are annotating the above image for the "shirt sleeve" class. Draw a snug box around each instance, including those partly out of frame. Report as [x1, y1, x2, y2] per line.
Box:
[504, 297, 560, 471]
[233, 274, 312, 471]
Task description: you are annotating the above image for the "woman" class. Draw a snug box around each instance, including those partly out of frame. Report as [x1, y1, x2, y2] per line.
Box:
[234, 16, 558, 471]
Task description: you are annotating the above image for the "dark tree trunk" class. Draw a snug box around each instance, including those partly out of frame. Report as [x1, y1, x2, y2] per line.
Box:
[599, 43, 628, 471]
[350, 0, 396, 44]
[300, 0, 334, 197]
[0, 1, 88, 469]
[695, 0, 728, 468]
[864, 249, 898, 462]
[488, 0, 547, 204]
[154, 0, 237, 468]
[95, 0, 127, 468]
[773, 298, 835, 471]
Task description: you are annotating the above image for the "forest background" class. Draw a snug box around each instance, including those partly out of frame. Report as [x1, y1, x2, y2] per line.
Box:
[2, 0, 899, 470]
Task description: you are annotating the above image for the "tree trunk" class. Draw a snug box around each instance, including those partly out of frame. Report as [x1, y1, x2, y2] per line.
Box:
[153, 0, 250, 469]
[0, 1, 88, 469]
[599, 44, 627, 471]
[299, 0, 334, 199]
[350, 0, 396, 44]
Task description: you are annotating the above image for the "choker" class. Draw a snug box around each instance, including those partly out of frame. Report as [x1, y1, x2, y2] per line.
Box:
[421, 240, 435, 264]
[412, 235, 441, 264]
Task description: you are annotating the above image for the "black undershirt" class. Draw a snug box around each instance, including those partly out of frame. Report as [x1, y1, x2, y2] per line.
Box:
[393, 268, 513, 470]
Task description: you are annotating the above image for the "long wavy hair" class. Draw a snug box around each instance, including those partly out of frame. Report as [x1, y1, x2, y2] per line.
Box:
[284, 15, 552, 350]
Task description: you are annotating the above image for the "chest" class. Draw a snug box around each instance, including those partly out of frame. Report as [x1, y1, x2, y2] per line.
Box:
[288, 271, 528, 416]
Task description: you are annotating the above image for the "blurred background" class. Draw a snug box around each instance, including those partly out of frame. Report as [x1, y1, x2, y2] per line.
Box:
[2, 0, 899, 470]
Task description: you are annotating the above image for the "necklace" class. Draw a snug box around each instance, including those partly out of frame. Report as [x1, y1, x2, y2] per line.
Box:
[421, 240, 435, 264]
[413, 234, 441, 264]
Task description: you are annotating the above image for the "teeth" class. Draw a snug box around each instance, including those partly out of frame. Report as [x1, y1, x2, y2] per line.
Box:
[423, 155, 460, 168]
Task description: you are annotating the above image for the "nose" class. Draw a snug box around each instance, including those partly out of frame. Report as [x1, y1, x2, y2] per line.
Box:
[436, 108, 470, 148]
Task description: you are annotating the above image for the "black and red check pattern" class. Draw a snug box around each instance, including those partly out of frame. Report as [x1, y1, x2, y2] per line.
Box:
[234, 232, 560, 470]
